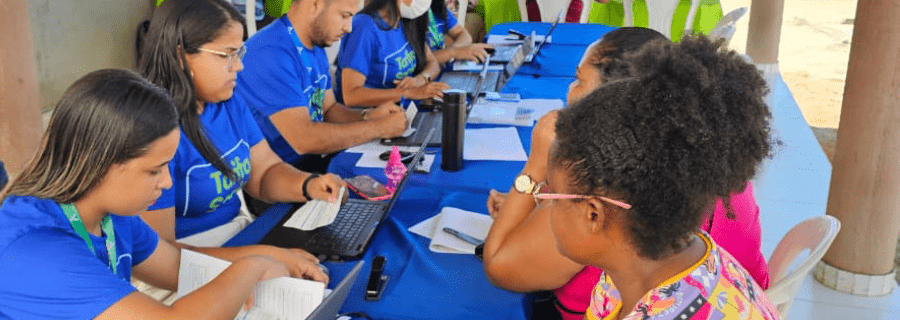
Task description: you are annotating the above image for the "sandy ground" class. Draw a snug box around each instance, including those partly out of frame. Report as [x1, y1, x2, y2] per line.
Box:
[720, 0, 856, 160]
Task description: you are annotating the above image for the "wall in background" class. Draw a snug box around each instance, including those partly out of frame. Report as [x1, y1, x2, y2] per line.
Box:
[28, 0, 154, 112]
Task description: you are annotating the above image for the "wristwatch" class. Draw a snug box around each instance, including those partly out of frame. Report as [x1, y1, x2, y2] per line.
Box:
[513, 173, 537, 194]
[422, 73, 432, 83]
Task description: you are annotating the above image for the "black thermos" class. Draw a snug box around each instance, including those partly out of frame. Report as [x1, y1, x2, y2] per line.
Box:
[441, 90, 466, 171]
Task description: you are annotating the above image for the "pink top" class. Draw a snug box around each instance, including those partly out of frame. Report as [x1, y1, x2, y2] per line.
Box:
[552, 182, 769, 320]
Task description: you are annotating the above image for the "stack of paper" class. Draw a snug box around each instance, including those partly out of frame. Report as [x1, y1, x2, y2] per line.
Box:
[486, 34, 552, 45]
[283, 186, 346, 231]
[409, 207, 493, 254]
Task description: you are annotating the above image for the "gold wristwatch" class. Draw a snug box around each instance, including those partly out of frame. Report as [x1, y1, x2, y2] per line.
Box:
[513, 173, 537, 194]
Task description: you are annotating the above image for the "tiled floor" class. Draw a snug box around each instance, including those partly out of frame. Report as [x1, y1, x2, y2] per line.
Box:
[753, 68, 900, 319]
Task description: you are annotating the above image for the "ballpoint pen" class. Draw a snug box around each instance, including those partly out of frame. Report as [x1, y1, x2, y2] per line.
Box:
[442, 227, 485, 246]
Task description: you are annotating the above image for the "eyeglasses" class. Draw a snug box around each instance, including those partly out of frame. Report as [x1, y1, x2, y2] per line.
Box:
[197, 45, 247, 71]
[531, 181, 632, 210]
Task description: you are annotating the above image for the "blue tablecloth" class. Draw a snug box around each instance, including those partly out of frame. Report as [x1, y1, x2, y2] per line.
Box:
[227, 22, 608, 320]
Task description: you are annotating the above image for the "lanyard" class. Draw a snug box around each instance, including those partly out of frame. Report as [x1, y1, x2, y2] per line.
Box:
[282, 16, 325, 121]
[283, 16, 319, 84]
[59, 203, 118, 274]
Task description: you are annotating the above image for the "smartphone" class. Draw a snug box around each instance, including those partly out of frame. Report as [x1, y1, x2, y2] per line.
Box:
[345, 175, 391, 201]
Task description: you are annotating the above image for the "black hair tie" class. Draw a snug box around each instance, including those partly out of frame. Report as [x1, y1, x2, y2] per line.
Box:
[302, 173, 321, 201]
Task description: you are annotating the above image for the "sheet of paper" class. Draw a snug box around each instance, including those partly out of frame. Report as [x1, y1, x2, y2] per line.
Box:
[468, 101, 533, 126]
[283, 186, 346, 231]
[518, 98, 565, 122]
[355, 152, 435, 172]
[177, 250, 325, 320]
[463, 127, 528, 161]
[408, 207, 493, 254]
[486, 34, 552, 45]
[344, 140, 419, 154]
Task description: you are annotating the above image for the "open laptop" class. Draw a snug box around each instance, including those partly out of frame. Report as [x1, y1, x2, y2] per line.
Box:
[440, 54, 499, 96]
[382, 79, 479, 147]
[306, 261, 364, 320]
[524, 8, 566, 63]
[260, 130, 433, 261]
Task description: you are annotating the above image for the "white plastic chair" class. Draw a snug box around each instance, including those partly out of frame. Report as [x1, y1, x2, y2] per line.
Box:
[765, 215, 841, 320]
[516, 0, 591, 23]
[622, 0, 701, 39]
[707, 6, 748, 46]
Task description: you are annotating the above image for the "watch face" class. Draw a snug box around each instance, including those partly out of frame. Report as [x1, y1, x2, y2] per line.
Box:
[514, 174, 532, 193]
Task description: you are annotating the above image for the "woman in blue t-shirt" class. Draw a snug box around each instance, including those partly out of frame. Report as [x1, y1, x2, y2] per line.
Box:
[0, 69, 306, 319]
[136, 0, 342, 275]
[336, 0, 451, 107]
[427, 0, 493, 65]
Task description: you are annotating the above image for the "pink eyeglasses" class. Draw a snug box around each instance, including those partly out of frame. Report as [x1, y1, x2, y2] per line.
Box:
[531, 181, 632, 210]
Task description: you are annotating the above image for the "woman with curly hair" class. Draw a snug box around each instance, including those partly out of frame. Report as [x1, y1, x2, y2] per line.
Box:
[484, 29, 770, 319]
[547, 37, 777, 319]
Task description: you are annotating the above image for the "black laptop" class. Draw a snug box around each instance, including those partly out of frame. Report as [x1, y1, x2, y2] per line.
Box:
[260, 130, 433, 261]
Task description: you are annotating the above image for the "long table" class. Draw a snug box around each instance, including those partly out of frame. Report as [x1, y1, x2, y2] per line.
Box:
[227, 22, 608, 319]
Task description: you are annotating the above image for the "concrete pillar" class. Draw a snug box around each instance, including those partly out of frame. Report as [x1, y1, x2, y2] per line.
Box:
[0, 0, 43, 178]
[816, 0, 900, 296]
[745, 0, 785, 64]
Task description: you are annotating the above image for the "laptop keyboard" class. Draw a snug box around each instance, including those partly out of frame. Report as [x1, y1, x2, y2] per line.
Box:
[307, 202, 384, 251]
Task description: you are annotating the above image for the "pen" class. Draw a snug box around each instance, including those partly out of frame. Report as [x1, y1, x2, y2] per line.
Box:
[442, 227, 484, 246]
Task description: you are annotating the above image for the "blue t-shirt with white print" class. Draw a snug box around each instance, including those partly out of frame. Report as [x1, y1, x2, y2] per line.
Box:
[237, 15, 332, 164]
[335, 13, 418, 105]
[148, 95, 264, 239]
[0, 195, 158, 319]
[426, 8, 459, 53]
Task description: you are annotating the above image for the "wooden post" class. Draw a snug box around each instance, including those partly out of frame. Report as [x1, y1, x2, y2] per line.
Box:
[817, 0, 900, 296]
[745, 0, 785, 64]
[0, 0, 43, 178]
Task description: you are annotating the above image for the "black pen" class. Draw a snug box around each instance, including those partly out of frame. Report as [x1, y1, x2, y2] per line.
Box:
[442, 227, 484, 246]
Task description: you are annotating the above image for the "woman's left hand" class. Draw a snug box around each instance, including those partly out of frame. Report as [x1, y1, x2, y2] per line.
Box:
[456, 43, 494, 63]
[307, 173, 346, 202]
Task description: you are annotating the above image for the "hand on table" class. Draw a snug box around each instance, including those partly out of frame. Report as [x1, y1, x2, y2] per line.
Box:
[402, 82, 452, 100]
[394, 75, 429, 89]
[456, 43, 495, 63]
[367, 101, 403, 120]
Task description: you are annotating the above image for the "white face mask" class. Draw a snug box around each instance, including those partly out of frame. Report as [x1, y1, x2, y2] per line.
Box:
[399, 0, 430, 19]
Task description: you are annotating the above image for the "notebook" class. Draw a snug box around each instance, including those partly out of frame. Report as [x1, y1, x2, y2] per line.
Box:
[306, 261, 364, 320]
[260, 130, 434, 261]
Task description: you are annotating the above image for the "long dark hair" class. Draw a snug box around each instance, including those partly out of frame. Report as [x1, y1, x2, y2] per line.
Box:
[361, 0, 429, 75]
[430, 0, 448, 21]
[135, 0, 245, 180]
[4, 69, 178, 203]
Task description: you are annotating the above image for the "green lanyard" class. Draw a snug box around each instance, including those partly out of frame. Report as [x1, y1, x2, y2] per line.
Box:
[59, 203, 118, 274]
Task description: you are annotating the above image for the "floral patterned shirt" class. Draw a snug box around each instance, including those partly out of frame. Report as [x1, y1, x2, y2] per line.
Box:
[587, 232, 779, 320]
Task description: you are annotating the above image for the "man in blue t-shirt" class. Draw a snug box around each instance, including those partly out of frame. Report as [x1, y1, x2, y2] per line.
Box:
[237, 0, 408, 173]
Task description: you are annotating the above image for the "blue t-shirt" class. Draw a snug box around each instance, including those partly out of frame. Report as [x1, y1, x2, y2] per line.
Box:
[0, 195, 158, 319]
[426, 8, 459, 53]
[148, 96, 264, 239]
[335, 13, 418, 105]
[236, 16, 332, 164]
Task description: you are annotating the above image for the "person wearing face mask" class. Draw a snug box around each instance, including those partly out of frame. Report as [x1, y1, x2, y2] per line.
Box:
[335, 0, 451, 107]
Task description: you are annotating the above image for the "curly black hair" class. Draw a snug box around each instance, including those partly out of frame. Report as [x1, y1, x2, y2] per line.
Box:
[552, 36, 771, 260]
[588, 27, 668, 83]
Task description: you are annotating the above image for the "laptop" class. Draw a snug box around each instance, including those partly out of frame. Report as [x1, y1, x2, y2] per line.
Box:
[382, 78, 480, 148]
[260, 130, 433, 261]
[525, 8, 565, 63]
[440, 54, 498, 96]
[306, 261, 364, 320]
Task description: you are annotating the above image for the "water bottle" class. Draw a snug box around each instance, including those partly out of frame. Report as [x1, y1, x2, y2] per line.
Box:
[441, 90, 466, 171]
[384, 146, 407, 192]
